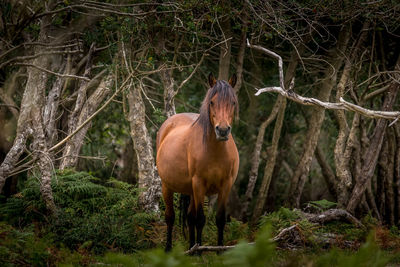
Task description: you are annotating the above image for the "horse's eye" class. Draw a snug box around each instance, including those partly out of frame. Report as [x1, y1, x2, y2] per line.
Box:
[232, 101, 236, 106]
[210, 101, 214, 106]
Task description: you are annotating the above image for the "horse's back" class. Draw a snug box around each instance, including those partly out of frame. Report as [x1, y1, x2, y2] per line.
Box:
[156, 113, 198, 151]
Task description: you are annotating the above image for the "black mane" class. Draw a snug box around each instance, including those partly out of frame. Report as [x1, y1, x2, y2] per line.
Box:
[194, 80, 238, 142]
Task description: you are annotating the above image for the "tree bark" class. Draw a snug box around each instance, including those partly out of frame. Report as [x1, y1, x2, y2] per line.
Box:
[127, 82, 161, 213]
[287, 26, 351, 208]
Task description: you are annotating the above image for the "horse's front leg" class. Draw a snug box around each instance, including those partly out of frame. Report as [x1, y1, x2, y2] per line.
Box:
[162, 185, 175, 252]
[190, 176, 206, 248]
[216, 182, 232, 246]
[187, 196, 196, 249]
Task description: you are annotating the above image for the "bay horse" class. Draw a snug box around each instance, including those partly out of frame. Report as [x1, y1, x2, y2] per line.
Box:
[156, 73, 239, 251]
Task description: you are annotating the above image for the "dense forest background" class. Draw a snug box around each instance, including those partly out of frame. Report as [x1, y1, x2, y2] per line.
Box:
[1, 0, 400, 266]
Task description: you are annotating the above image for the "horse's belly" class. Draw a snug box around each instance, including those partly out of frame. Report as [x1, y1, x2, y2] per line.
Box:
[156, 128, 192, 194]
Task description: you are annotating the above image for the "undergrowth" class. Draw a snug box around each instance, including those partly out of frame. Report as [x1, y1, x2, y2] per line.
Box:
[1, 172, 399, 266]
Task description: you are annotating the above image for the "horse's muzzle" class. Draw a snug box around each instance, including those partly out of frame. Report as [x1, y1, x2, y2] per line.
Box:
[215, 126, 231, 141]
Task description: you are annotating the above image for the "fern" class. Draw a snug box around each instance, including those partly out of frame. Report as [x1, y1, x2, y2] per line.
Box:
[307, 199, 337, 212]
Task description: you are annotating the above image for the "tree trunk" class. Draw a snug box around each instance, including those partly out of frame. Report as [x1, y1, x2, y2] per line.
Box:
[247, 45, 303, 222]
[243, 47, 301, 221]
[251, 96, 286, 224]
[287, 26, 351, 208]
[377, 134, 388, 220]
[127, 82, 161, 213]
[159, 70, 176, 118]
[59, 74, 112, 170]
[334, 21, 370, 207]
[386, 129, 395, 225]
[378, 129, 395, 224]
[315, 143, 338, 199]
[241, 98, 280, 220]
[0, 4, 57, 212]
[233, 11, 248, 94]
[394, 125, 400, 224]
[43, 62, 65, 147]
[118, 138, 138, 184]
[347, 54, 400, 213]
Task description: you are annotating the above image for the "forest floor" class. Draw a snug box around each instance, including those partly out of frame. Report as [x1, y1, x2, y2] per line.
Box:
[1, 171, 400, 266]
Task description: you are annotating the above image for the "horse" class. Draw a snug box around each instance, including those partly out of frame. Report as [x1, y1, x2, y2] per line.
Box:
[156, 73, 239, 252]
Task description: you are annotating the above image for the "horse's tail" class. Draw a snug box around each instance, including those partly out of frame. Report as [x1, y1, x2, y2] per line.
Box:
[179, 194, 190, 239]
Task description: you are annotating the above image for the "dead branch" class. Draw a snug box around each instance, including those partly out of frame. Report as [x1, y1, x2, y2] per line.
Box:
[247, 39, 285, 90]
[247, 41, 400, 123]
[272, 224, 299, 242]
[297, 208, 364, 228]
[185, 243, 238, 255]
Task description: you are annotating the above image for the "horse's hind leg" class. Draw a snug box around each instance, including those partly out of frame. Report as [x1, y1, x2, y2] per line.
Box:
[162, 185, 175, 252]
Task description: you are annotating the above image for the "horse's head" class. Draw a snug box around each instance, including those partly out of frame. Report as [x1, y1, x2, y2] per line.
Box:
[204, 73, 238, 141]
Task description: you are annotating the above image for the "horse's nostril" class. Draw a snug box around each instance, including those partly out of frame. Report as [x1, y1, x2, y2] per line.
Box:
[216, 126, 220, 131]
[227, 126, 231, 131]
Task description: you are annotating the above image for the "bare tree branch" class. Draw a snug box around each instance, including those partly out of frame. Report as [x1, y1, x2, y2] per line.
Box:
[248, 41, 400, 122]
[0, 50, 82, 69]
[14, 63, 90, 81]
[247, 39, 285, 90]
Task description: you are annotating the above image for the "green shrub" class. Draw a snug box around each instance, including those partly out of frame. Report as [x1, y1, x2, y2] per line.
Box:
[0, 222, 55, 266]
[0, 170, 158, 254]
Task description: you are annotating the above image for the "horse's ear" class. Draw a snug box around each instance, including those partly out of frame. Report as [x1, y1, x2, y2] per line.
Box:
[228, 74, 237, 88]
[208, 73, 216, 87]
